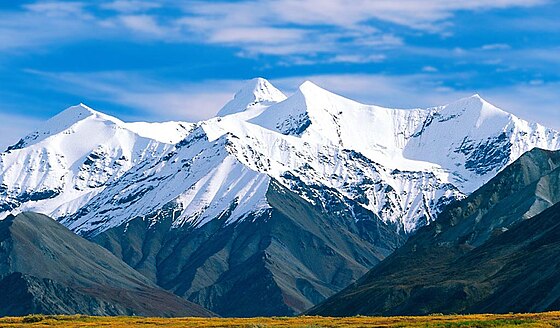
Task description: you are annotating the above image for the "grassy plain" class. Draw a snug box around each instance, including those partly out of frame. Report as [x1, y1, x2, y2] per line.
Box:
[2, 312, 560, 327]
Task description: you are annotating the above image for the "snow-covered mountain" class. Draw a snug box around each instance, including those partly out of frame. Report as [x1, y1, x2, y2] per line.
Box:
[0, 104, 193, 220]
[2, 78, 560, 234]
[1, 78, 560, 316]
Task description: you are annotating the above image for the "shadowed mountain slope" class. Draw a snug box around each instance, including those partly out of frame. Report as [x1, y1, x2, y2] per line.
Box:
[93, 180, 402, 317]
[308, 148, 560, 316]
[0, 212, 214, 317]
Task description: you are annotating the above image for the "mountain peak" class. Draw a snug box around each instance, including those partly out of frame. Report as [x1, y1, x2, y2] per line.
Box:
[299, 80, 320, 90]
[296, 80, 359, 108]
[466, 93, 495, 104]
[43, 103, 122, 131]
[217, 77, 287, 117]
[298, 80, 333, 96]
[449, 93, 495, 108]
[7, 104, 124, 150]
[58, 103, 97, 119]
[438, 93, 509, 120]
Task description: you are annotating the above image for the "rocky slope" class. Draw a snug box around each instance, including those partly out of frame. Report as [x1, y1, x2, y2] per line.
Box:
[0, 212, 214, 317]
[93, 180, 402, 316]
[308, 148, 560, 316]
[1, 78, 559, 315]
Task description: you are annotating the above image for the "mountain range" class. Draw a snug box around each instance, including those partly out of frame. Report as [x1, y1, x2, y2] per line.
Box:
[1, 78, 559, 316]
[308, 147, 560, 316]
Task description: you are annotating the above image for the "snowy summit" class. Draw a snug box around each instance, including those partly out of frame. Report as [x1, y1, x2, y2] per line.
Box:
[1, 78, 559, 235]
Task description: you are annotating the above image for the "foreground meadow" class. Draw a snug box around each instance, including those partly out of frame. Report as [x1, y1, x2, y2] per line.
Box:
[2, 312, 560, 328]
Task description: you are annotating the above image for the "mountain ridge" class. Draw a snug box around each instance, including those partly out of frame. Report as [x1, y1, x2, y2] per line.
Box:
[307, 147, 560, 316]
[4, 80, 558, 234]
[1, 78, 560, 315]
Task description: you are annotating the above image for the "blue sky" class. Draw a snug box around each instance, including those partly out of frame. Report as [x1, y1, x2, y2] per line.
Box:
[1, 0, 559, 148]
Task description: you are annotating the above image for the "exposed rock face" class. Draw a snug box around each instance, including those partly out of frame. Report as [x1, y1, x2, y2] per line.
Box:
[308, 148, 560, 316]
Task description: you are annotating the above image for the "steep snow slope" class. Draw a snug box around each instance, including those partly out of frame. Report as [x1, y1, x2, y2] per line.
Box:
[61, 128, 272, 234]
[0, 104, 192, 220]
[1, 79, 560, 235]
[404, 94, 560, 191]
[216, 77, 287, 117]
[252, 81, 433, 169]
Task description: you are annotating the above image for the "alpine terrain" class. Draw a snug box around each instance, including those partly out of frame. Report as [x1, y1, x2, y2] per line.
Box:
[0, 212, 214, 317]
[1, 78, 559, 316]
[308, 148, 560, 316]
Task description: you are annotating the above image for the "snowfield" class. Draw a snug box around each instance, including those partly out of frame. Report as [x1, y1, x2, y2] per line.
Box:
[1, 78, 559, 235]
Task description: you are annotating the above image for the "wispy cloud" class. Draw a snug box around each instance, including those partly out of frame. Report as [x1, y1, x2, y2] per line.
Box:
[117, 14, 169, 37]
[274, 0, 548, 29]
[481, 44, 512, 51]
[179, 0, 548, 33]
[24, 69, 240, 122]
[0, 0, 550, 63]
[326, 54, 387, 64]
[174, 0, 549, 60]
[100, 0, 161, 13]
[23, 1, 88, 16]
[0, 2, 97, 51]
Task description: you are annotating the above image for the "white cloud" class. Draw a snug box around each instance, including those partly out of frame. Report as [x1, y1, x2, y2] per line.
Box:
[24, 70, 240, 122]
[23, 1, 87, 16]
[118, 14, 169, 37]
[481, 43, 511, 51]
[172, 0, 547, 59]
[422, 66, 439, 72]
[180, 0, 548, 34]
[180, 0, 546, 33]
[176, 2, 405, 58]
[0, 2, 98, 51]
[327, 54, 387, 64]
[101, 1, 161, 13]
[208, 27, 306, 45]
[0, 0, 550, 63]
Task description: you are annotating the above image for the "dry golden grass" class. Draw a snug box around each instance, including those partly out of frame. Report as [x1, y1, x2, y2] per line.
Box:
[2, 312, 560, 328]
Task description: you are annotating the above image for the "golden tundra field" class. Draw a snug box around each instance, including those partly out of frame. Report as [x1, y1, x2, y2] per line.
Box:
[2, 312, 560, 328]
